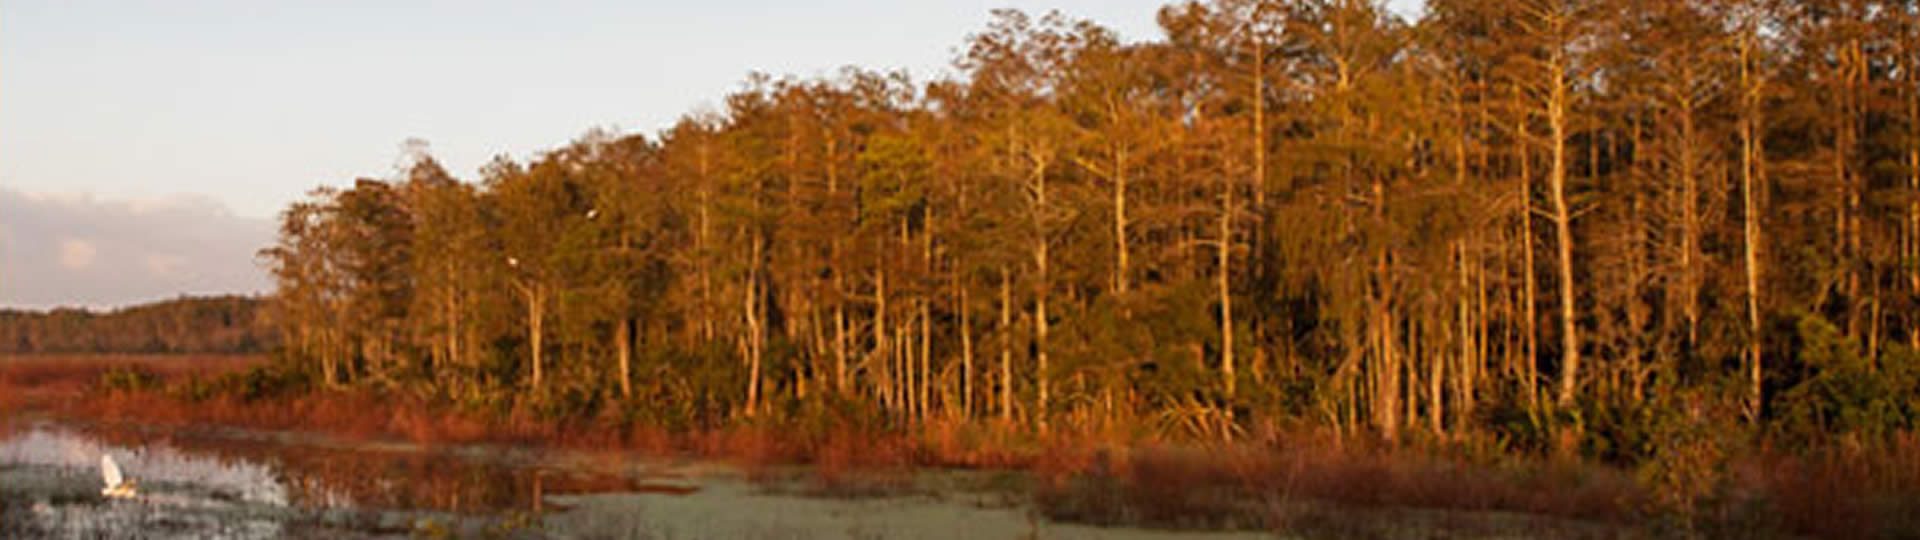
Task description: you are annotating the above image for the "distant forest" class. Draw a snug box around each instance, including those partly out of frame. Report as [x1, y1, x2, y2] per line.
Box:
[0, 295, 274, 354]
[261, 0, 1920, 451]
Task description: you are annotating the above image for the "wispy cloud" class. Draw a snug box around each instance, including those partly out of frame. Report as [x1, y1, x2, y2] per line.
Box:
[0, 188, 272, 310]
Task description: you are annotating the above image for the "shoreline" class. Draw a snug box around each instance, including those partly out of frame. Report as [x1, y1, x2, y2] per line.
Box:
[1, 354, 1647, 537]
[9, 353, 1920, 538]
[3, 418, 1621, 539]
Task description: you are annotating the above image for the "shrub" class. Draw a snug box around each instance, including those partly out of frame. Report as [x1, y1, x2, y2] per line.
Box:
[1633, 387, 1746, 536]
[96, 365, 160, 394]
[1774, 316, 1920, 447]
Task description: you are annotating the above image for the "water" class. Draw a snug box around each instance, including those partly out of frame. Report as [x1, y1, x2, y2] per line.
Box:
[0, 423, 1275, 539]
[0, 426, 299, 538]
[0, 422, 606, 538]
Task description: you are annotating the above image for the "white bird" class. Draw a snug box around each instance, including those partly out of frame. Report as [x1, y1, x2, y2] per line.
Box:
[100, 454, 138, 499]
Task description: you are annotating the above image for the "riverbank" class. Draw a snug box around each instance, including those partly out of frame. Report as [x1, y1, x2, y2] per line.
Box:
[4, 419, 1633, 539]
[5, 354, 1915, 538]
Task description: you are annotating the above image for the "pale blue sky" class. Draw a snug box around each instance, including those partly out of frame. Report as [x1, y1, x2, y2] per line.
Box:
[0, 0, 1420, 308]
[4, 1, 1169, 219]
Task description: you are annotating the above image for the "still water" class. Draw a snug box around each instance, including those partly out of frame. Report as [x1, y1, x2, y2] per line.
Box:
[0, 422, 1273, 539]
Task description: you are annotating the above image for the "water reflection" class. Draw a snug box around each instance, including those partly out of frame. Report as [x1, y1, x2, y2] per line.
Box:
[1, 422, 645, 514]
[0, 421, 665, 538]
[0, 427, 289, 506]
[2, 423, 1281, 539]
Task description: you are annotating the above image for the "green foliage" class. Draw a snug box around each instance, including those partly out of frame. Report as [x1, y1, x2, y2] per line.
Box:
[96, 366, 160, 394]
[1630, 387, 1748, 536]
[1775, 316, 1920, 447]
[527, 376, 604, 422]
[166, 362, 312, 403]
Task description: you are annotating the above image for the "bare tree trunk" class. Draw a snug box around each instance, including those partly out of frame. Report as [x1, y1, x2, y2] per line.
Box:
[697, 143, 715, 344]
[1115, 145, 1131, 296]
[1373, 178, 1397, 440]
[1548, 44, 1582, 407]
[1248, 34, 1267, 403]
[876, 268, 891, 411]
[835, 303, 849, 394]
[1911, 110, 1920, 351]
[617, 317, 632, 399]
[745, 236, 764, 415]
[1036, 246, 1050, 426]
[1679, 96, 1701, 349]
[1516, 104, 1541, 414]
[1840, 38, 1865, 342]
[525, 284, 544, 389]
[1428, 313, 1443, 434]
[829, 137, 851, 395]
[1911, 75, 1920, 351]
[444, 287, 458, 373]
[899, 220, 915, 417]
[1219, 179, 1236, 401]
[1000, 271, 1014, 425]
[1740, 32, 1766, 420]
[1902, 19, 1920, 353]
[1032, 156, 1051, 427]
[1454, 105, 1478, 427]
[921, 299, 932, 421]
[1253, 31, 1267, 211]
[922, 205, 934, 420]
[960, 282, 974, 418]
[1457, 242, 1473, 432]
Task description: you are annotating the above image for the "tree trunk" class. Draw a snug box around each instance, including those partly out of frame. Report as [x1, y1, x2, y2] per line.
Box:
[922, 205, 934, 420]
[1219, 180, 1236, 401]
[745, 236, 764, 415]
[1032, 156, 1051, 427]
[1427, 314, 1443, 434]
[1548, 46, 1582, 407]
[526, 284, 544, 389]
[1373, 178, 1397, 440]
[1114, 145, 1131, 296]
[960, 281, 974, 418]
[921, 299, 932, 421]
[1516, 100, 1541, 413]
[1911, 71, 1920, 351]
[1740, 32, 1766, 420]
[1000, 271, 1014, 425]
[1679, 95, 1701, 350]
[877, 268, 891, 411]
[617, 316, 632, 399]
[697, 143, 715, 344]
[1840, 38, 1865, 342]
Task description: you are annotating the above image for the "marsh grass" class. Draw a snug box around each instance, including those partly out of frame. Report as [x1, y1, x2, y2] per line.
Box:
[1030, 437, 1641, 534]
[8, 354, 1920, 538]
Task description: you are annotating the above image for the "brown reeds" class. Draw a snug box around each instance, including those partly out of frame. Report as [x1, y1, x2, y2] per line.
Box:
[1735, 434, 1920, 538]
[10, 355, 1920, 538]
[1030, 433, 1645, 533]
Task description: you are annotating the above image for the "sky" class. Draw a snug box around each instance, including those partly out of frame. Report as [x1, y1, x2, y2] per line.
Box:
[1, 0, 1422, 310]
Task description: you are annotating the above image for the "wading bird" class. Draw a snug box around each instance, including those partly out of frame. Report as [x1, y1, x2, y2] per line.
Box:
[100, 454, 138, 499]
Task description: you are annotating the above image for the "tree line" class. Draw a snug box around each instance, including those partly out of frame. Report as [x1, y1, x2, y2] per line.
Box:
[0, 295, 274, 355]
[262, 0, 1920, 450]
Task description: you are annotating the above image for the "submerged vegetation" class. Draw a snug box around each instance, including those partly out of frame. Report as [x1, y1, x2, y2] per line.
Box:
[18, 0, 1920, 537]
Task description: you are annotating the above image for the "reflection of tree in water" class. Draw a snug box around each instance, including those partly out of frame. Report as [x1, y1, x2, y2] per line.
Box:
[80, 425, 636, 514]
